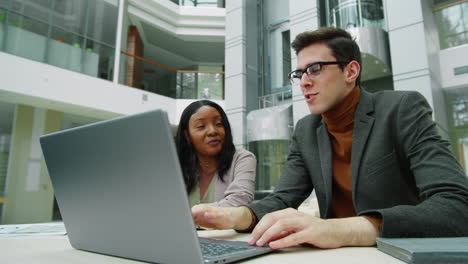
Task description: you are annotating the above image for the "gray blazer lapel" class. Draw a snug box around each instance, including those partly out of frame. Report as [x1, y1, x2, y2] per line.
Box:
[351, 90, 375, 202]
[317, 122, 333, 217]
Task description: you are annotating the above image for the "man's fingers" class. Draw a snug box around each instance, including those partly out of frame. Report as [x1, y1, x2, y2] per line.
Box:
[255, 217, 299, 247]
[250, 208, 301, 246]
[268, 231, 306, 249]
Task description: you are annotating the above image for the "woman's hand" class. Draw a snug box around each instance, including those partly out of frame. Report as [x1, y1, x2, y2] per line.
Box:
[192, 204, 254, 230]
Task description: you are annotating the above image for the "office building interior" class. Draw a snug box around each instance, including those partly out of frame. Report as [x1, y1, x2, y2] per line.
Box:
[0, 0, 468, 224]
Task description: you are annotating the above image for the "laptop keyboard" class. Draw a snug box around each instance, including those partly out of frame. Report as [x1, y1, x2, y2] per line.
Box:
[199, 238, 257, 259]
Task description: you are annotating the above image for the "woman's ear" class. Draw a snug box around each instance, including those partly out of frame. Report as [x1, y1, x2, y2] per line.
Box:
[184, 130, 191, 144]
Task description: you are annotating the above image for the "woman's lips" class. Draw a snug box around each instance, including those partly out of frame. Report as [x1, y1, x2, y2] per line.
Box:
[208, 140, 222, 145]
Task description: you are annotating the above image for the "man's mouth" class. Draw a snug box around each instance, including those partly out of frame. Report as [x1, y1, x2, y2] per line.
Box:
[304, 92, 318, 102]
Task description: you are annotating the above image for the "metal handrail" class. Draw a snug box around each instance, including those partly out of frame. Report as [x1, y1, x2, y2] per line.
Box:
[258, 89, 292, 108]
[121, 51, 225, 74]
[433, 0, 468, 12]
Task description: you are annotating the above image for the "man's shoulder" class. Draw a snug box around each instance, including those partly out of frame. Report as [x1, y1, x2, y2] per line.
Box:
[296, 113, 321, 126]
[368, 89, 424, 104]
[293, 114, 320, 133]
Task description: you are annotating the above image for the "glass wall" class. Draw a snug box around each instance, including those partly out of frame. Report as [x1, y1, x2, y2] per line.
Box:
[120, 51, 224, 99]
[176, 66, 224, 99]
[0, 0, 118, 80]
[0, 102, 15, 221]
[445, 88, 468, 176]
[433, 0, 468, 49]
[257, 0, 292, 103]
[249, 140, 289, 192]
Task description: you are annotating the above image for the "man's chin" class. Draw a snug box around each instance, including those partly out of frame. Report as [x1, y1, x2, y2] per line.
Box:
[308, 105, 324, 115]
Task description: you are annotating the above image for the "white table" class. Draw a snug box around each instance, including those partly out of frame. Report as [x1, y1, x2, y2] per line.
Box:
[1, 229, 403, 264]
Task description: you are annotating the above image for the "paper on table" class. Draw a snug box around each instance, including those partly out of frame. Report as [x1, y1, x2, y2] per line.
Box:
[0, 222, 66, 237]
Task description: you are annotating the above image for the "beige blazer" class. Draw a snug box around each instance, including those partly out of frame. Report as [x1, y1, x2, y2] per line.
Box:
[208, 149, 256, 207]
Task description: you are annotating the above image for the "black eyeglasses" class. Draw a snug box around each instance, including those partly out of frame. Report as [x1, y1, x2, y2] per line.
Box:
[288, 61, 348, 85]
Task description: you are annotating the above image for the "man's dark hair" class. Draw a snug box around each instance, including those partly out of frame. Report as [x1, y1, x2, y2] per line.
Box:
[291, 27, 362, 86]
[175, 100, 236, 193]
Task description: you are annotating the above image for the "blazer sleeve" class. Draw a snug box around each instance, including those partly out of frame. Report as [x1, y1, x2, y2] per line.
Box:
[209, 149, 256, 207]
[364, 91, 468, 237]
[248, 118, 314, 220]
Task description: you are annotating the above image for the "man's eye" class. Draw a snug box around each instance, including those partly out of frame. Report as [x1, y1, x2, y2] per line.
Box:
[292, 72, 302, 78]
[309, 66, 320, 73]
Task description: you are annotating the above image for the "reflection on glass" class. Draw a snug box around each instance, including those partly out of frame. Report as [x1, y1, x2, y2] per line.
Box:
[434, 2, 468, 49]
[177, 71, 224, 99]
[1, 0, 118, 81]
[5, 12, 48, 62]
[177, 72, 197, 99]
[453, 98, 468, 127]
[197, 72, 223, 100]
[249, 140, 289, 191]
[329, 0, 385, 30]
[51, 0, 87, 36]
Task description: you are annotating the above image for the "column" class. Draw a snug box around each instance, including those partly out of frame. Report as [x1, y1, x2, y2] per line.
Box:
[2, 105, 61, 224]
[384, 0, 448, 138]
[224, 0, 248, 147]
[288, 0, 320, 124]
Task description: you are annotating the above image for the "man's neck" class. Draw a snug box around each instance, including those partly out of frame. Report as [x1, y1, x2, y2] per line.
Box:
[322, 86, 360, 132]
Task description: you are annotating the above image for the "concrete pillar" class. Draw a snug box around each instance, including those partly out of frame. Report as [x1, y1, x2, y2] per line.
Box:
[288, 0, 320, 124]
[2, 105, 61, 224]
[384, 0, 449, 138]
[224, 0, 249, 148]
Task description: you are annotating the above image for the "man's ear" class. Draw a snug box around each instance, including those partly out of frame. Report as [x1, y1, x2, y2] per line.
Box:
[345, 60, 360, 85]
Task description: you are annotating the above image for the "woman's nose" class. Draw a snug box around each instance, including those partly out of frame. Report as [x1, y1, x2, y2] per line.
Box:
[207, 125, 218, 135]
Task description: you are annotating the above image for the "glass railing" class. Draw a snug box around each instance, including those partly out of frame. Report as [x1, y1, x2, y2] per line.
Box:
[258, 85, 292, 108]
[169, 0, 224, 8]
[120, 51, 224, 100]
[0, 7, 116, 81]
[433, 1, 468, 49]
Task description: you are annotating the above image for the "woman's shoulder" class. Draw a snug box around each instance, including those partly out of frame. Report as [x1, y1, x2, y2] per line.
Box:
[233, 148, 255, 160]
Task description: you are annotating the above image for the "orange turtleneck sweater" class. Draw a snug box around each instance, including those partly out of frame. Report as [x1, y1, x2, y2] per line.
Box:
[322, 87, 381, 228]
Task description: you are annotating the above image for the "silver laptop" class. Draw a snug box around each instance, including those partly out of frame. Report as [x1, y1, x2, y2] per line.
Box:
[40, 109, 272, 264]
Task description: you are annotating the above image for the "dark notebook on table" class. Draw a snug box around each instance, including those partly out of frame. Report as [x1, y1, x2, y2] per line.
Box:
[376, 237, 468, 264]
[40, 109, 273, 264]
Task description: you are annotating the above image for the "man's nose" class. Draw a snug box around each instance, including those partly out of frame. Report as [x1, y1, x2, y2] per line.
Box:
[300, 73, 312, 88]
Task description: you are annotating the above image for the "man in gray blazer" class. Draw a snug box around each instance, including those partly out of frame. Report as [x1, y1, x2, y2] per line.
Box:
[192, 27, 468, 249]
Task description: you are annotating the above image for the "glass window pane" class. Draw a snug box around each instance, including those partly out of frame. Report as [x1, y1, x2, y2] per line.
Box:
[0, 0, 10, 9]
[51, 0, 87, 36]
[435, 2, 468, 49]
[7, 12, 48, 36]
[86, 0, 118, 46]
[10, 0, 51, 23]
[5, 13, 48, 62]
